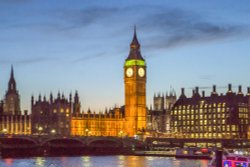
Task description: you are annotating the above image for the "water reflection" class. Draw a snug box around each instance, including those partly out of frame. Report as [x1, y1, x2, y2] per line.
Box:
[81, 156, 91, 167]
[3, 159, 13, 167]
[0, 156, 209, 167]
[118, 155, 125, 167]
[123, 156, 146, 167]
[35, 157, 44, 167]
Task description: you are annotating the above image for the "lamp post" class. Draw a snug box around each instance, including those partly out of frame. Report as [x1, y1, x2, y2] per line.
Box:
[119, 130, 123, 138]
[38, 126, 43, 136]
[85, 129, 89, 136]
[2, 128, 7, 135]
[51, 129, 56, 136]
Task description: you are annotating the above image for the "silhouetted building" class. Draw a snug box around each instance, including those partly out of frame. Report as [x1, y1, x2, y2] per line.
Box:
[31, 91, 80, 135]
[171, 84, 250, 139]
[71, 28, 147, 137]
[147, 90, 177, 133]
[0, 66, 31, 135]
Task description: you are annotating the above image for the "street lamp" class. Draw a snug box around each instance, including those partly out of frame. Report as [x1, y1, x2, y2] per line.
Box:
[38, 126, 43, 135]
[85, 129, 89, 136]
[2, 128, 7, 134]
[51, 129, 56, 135]
[119, 130, 123, 137]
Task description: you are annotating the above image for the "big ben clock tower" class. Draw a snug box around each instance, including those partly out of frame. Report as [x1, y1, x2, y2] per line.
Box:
[124, 27, 146, 137]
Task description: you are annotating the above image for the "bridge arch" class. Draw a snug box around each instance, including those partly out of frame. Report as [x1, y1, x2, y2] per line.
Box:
[0, 136, 39, 146]
[87, 137, 123, 148]
[41, 137, 86, 146]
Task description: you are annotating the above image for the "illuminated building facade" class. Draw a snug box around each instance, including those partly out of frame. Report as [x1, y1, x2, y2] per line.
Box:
[148, 90, 176, 133]
[71, 107, 125, 136]
[31, 92, 80, 135]
[0, 113, 31, 135]
[0, 66, 31, 135]
[124, 28, 147, 136]
[171, 84, 250, 139]
[71, 28, 147, 137]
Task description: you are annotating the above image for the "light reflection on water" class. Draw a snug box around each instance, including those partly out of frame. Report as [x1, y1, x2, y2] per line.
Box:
[0, 156, 209, 167]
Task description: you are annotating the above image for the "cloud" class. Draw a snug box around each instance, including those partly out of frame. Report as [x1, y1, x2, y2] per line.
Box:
[57, 7, 120, 30]
[0, 3, 249, 57]
[73, 52, 106, 62]
[139, 7, 249, 50]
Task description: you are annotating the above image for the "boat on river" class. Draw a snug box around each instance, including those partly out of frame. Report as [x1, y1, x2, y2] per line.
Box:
[175, 148, 212, 159]
[208, 153, 250, 167]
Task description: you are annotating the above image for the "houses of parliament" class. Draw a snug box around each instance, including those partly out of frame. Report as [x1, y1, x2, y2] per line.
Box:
[1, 29, 250, 141]
[0, 29, 149, 137]
[71, 29, 147, 137]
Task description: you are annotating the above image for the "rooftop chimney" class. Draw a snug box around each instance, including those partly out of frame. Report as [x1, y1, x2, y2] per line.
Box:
[181, 88, 185, 95]
[202, 91, 205, 97]
[238, 85, 242, 94]
[228, 84, 232, 92]
[180, 88, 186, 98]
[195, 87, 199, 94]
[213, 85, 216, 93]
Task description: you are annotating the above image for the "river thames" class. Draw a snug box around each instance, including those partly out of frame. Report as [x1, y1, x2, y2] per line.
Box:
[0, 156, 209, 167]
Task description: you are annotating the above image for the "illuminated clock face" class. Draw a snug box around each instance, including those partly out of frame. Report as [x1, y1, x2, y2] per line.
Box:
[138, 67, 145, 77]
[126, 68, 133, 77]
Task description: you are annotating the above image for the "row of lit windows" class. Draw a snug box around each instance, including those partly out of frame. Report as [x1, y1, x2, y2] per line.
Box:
[239, 113, 249, 118]
[172, 108, 228, 115]
[172, 119, 249, 126]
[72, 121, 124, 128]
[239, 107, 248, 113]
[173, 120, 225, 126]
[173, 114, 227, 120]
[174, 103, 226, 110]
[172, 125, 238, 132]
[53, 108, 70, 114]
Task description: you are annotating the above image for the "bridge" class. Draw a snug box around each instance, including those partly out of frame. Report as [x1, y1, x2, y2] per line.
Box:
[2, 135, 248, 157]
[0, 135, 146, 157]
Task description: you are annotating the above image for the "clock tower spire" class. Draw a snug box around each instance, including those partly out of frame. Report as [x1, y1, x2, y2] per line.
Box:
[124, 27, 147, 137]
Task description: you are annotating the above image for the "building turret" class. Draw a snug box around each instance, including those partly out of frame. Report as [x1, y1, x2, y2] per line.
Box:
[3, 65, 21, 115]
[73, 91, 81, 116]
[8, 65, 17, 93]
[31, 95, 34, 106]
[38, 94, 41, 101]
[50, 92, 53, 103]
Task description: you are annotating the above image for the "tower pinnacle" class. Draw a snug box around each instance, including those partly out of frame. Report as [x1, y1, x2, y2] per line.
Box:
[126, 26, 144, 61]
[8, 65, 16, 92]
[11, 65, 14, 79]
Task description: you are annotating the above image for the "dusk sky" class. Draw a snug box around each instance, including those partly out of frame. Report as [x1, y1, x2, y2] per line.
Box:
[0, 0, 250, 112]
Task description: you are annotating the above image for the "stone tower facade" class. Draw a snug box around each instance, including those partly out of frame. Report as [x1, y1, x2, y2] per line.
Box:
[3, 66, 21, 115]
[124, 28, 147, 137]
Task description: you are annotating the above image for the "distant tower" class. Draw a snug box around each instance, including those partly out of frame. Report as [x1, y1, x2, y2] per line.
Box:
[153, 93, 164, 111]
[3, 65, 21, 115]
[124, 27, 147, 137]
[165, 89, 177, 110]
[73, 91, 81, 116]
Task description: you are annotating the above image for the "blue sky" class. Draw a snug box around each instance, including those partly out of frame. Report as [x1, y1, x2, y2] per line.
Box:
[0, 0, 250, 112]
